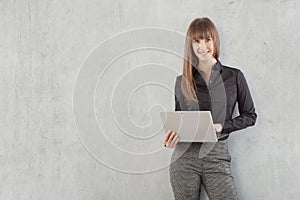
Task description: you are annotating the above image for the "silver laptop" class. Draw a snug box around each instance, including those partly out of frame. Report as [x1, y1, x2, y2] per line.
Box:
[160, 111, 217, 142]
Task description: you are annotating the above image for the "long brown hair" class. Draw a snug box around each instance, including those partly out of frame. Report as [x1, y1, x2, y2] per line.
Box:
[182, 17, 220, 101]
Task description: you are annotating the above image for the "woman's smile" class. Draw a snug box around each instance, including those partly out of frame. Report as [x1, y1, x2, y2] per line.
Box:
[198, 50, 209, 55]
[192, 38, 214, 61]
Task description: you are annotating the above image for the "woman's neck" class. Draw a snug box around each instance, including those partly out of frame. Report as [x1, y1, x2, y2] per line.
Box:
[197, 58, 217, 74]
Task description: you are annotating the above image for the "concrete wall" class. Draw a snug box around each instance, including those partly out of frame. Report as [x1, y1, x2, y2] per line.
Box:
[1, 0, 299, 199]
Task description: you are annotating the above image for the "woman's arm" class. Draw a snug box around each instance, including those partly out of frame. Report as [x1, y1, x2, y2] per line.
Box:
[174, 76, 182, 111]
[222, 70, 257, 134]
[175, 95, 181, 111]
[163, 77, 182, 148]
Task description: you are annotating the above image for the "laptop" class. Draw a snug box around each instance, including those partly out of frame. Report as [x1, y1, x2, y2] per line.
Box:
[160, 111, 217, 142]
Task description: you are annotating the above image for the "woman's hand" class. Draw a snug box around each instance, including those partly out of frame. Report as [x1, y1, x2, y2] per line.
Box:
[213, 123, 223, 133]
[164, 130, 180, 148]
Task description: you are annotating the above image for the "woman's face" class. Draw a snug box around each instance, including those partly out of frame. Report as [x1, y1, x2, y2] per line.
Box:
[191, 36, 214, 62]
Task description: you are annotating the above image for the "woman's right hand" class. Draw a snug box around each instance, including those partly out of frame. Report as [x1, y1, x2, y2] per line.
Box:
[164, 130, 180, 148]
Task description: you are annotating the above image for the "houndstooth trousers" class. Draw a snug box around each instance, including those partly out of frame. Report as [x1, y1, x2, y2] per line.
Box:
[169, 140, 239, 200]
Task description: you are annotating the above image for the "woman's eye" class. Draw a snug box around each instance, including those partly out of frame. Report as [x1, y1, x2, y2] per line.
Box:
[205, 38, 211, 42]
[192, 39, 198, 43]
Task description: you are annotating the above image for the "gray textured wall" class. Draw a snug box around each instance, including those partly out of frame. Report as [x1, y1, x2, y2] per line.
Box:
[1, 0, 300, 199]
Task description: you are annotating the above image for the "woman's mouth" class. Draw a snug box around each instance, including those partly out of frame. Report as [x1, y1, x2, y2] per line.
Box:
[198, 50, 209, 55]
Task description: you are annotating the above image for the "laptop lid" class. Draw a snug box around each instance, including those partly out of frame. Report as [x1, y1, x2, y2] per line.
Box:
[160, 111, 217, 142]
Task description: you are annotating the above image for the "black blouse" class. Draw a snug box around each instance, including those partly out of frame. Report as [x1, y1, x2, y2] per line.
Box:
[174, 59, 257, 140]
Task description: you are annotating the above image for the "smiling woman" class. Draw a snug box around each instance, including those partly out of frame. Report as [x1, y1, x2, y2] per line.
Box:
[192, 37, 214, 59]
[164, 17, 257, 200]
[182, 17, 221, 101]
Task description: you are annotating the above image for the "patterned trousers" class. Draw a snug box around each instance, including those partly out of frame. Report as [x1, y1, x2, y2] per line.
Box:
[169, 140, 239, 200]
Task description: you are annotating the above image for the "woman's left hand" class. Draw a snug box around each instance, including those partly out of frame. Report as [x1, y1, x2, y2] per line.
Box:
[213, 123, 223, 133]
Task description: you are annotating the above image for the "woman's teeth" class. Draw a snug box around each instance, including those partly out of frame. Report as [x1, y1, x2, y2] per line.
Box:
[199, 51, 209, 55]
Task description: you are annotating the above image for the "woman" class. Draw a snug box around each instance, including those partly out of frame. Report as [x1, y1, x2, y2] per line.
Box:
[163, 17, 257, 200]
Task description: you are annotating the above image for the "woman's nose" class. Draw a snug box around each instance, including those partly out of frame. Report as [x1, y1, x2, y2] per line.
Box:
[198, 40, 206, 48]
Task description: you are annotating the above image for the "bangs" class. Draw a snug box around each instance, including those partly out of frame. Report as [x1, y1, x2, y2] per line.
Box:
[190, 21, 213, 40]
[185, 17, 220, 59]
